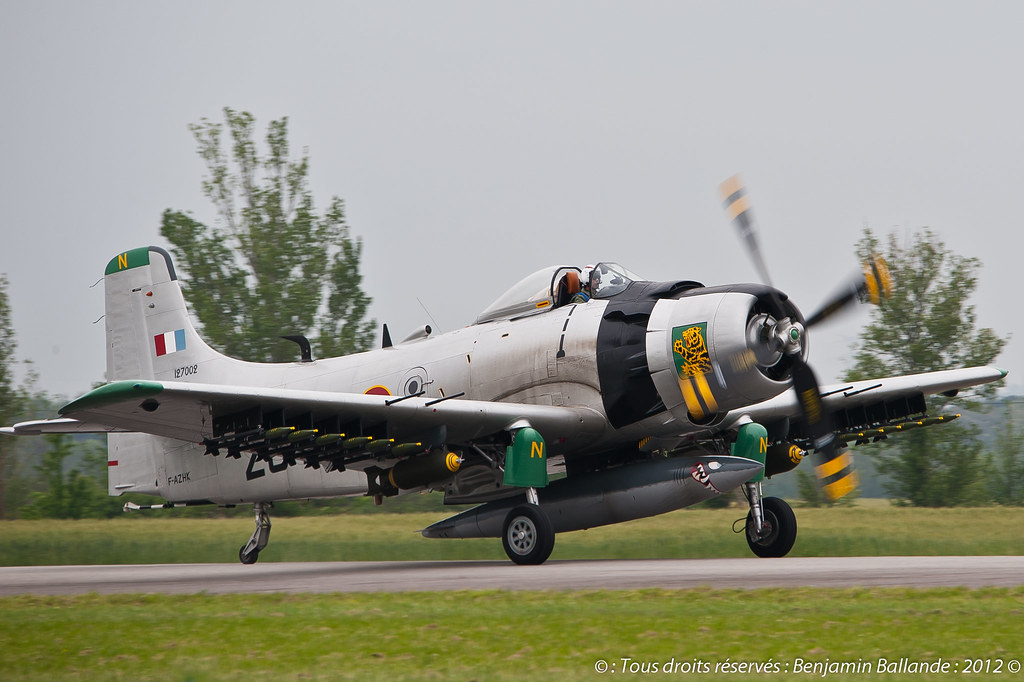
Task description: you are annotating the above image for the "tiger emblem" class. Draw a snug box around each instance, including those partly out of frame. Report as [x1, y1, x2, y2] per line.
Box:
[673, 324, 712, 378]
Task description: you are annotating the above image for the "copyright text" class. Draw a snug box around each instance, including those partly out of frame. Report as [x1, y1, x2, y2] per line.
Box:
[592, 657, 1022, 676]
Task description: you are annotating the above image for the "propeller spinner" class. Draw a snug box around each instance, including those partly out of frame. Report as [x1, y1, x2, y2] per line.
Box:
[719, 175, 891, 501]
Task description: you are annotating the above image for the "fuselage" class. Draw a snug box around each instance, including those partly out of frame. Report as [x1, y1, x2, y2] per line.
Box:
[106, 253, 800, 506]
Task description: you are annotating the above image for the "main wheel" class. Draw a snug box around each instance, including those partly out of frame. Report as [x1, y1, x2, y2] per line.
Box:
[745, 496, 797, 558]
[502, 505, 555, 565]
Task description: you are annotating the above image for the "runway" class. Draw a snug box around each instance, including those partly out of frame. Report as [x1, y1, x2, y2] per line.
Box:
[2, 556, 1023, 595]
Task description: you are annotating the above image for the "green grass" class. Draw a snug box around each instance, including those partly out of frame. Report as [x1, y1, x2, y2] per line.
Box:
[3, 504, 1023, 681]
[1, 588, 1022, 681]
[2, 503, 1023, 565]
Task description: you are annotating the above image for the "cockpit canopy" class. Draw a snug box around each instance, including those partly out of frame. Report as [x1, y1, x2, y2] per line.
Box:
[589, 262, 642, 298]
[475, 262, 644, 324]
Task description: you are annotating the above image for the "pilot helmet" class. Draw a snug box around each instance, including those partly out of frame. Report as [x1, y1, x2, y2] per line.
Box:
[582, 264, 595, 290]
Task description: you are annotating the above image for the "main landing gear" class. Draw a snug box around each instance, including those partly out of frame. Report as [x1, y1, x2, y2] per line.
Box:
[742, 482, 797, 558]
[239, 502, 272, 565]
[501, 487, 555, 565]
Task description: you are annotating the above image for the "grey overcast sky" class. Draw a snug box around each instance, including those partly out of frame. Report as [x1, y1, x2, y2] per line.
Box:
[1, 1, 1020, 400]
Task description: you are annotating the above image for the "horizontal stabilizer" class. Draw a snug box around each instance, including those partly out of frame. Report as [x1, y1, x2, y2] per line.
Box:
[1, 418, 130, 436]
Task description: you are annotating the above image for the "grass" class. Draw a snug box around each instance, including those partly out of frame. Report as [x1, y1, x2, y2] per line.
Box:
[1, 587, 1022, 681]
[3, 503, 1023, 680]
[2, 502, 1023, 565]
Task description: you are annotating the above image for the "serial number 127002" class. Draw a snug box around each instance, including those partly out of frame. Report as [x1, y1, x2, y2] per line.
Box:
[174, 365, 198, 379]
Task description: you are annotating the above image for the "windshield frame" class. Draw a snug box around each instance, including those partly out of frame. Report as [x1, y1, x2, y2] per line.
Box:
[589, 262, 644, 299]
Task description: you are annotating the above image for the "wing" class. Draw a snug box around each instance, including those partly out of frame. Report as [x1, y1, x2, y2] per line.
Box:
[43, 379, 606, 467]
[723, 365, 1006, 438]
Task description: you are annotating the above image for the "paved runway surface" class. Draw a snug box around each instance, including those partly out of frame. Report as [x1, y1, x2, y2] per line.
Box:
[2, 556, 1023, 595]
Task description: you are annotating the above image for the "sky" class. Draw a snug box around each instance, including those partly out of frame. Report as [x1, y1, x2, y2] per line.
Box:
[1, 1, 1021, 401]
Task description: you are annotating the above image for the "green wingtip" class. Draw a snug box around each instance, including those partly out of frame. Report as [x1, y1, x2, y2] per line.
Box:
[997, 367, 1009, 379]
[60, 380, 164, 415]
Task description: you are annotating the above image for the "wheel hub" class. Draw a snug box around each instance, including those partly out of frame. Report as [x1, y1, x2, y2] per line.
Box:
[509, 518, 536, 554]
[750, 514, 777, 545]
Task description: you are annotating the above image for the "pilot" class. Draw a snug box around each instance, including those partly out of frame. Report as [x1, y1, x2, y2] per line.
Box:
[570, 288, 590, 304]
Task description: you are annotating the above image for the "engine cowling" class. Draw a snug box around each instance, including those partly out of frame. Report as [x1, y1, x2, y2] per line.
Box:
[646, 287, 805, 425]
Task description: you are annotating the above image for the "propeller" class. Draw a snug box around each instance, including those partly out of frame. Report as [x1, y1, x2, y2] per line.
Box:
[718, 175, 890, 501]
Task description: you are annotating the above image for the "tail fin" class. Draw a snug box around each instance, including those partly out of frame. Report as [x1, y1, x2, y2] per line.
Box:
[104, 246, 229, 382]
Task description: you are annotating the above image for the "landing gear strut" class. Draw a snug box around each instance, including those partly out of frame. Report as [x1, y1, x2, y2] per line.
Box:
[239, 502, 272, 565]
[743, 483, 796, 558]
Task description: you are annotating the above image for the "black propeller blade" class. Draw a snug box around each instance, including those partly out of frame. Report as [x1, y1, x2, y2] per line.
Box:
[718, 175, 881, 501]
[790, 355, 858, 501]
[805, 254, 893, 328]
[719, 175, 775, 287]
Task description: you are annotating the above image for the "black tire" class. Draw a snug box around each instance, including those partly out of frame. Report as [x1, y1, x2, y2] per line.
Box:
[502, 505, 555, 565]
[239, 546, 260, 565]
[745, 496, 797, 558]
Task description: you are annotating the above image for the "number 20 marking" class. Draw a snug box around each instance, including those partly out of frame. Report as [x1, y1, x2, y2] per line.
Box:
[245, 453, 288, 481]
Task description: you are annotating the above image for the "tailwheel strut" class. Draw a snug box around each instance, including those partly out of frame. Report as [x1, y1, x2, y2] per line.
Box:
[239, 502, 272, 565]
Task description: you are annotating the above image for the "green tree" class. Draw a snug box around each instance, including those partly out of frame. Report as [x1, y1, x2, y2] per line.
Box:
[988, 401, 1024, 505]
[1, 387, 52, 518]
[0, 275, 23, 519]
[844, 228, 1006, 506]
[161, 108, 375, 362]
[796, 469, 825, 507]
[20, 434, 74, 518]
[20, 434, 116, 519]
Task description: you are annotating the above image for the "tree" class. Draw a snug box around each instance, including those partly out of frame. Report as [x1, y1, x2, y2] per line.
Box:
[20, 434, 116, 519]
[843, 228, 1006, 506]
[0, 275, 23, 519]
[161, 108, 375, 362]
[0, 276, 52, 518]
[20, 434, 74, 518]
[796, 469, 825, 507]
[987, 400, 1024, 506]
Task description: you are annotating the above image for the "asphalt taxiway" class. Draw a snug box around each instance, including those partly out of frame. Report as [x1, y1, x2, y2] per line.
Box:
[2, 556, 1023, 595]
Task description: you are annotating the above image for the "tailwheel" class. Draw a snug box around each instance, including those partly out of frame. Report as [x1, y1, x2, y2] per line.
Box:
[745, 496, 797, 558]
[239, 502, 272, 565]
[502, 505, 555, 565]
[239, 546, 260, 565]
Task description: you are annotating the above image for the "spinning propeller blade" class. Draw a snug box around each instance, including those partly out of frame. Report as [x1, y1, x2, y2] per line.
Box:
[719, 175, 774, 287]
[805, 254, 893, 327]
[719, 175, 885, 501]
[791, 356, 858, 501]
